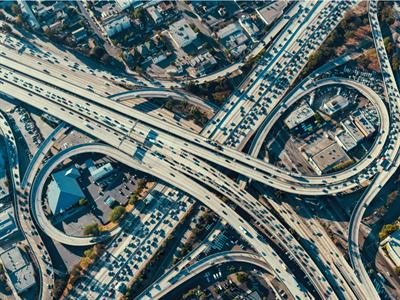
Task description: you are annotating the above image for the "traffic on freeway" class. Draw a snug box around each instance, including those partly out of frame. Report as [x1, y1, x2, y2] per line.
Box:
[0, 1, 398, 300]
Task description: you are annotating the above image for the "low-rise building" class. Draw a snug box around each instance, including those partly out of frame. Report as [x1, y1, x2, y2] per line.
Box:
[353, 111, 376, 137]
[381, 229, 400, 267]
[47, 167, 85, 215]
[256, 1, 287, 26]
[309, 142, 351, 175]
[115, 0, 143, 11]
[284, 103, 315, 130]
[72, 27, 87, 43]
[322, 95, 349, 115]
[187, 50, 217, 77]
[18, 0, 40, 30]
[341, 118, 364, 142]
[0, 247, 36, 294]
[147, 5, 162, 24]
[217, 22, 249, 54]
[89, 162, 115, 182]
[103, 15, 131, 37]
[100, 2, 121, 20]
[335, 130, 357, 151]
[168, 19, 198, 48]
[0, 208, 18, 242]
[239, 15, 260, 42]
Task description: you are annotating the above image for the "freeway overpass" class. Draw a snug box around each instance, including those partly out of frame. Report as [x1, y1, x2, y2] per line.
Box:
[29, 143, 312, 299]
[0, 111, 54, 300]
[143, 251, 275, 300]
[203, 1, 355, 148]
[0, 58, 389, 196]
[348, 1, 400, 299]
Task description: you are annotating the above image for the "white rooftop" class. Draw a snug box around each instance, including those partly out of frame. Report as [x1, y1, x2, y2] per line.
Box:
[284, 103, 315, 129]
[168, 19, 197, 48]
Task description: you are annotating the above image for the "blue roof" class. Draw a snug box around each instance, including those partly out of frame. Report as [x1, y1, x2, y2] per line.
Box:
[47, 167, 84, 214]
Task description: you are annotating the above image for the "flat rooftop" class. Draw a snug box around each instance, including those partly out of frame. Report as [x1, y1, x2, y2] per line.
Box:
[0, 207, 18, 241]
[301, 132, 335, 157]
[341, 118, 364, 142]
[257, 1, 287, 25]
[0, 247, 36, 294]
[335, 130, 357, 151]
[323, 94, 349, 115]
[284, 103, 315, 130]
[311, 142, 351, 173]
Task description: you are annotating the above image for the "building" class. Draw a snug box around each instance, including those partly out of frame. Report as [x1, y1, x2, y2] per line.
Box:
[168, 19, 198, 48]
[103, 15, 131, 37]
[47, 167, 85, 215]
[309, 142, 352, 175]
[188, 50, 217, 77]
[284, 103, 315, 130]
[353, 111, 376, 137]
[0, 247, 36, 294]
[322, 95, 349, 115]
[341, 118, 364, 142]
[100, 2, 121, 20]
[256, 1, 287, 26]
[217, 22, 248, 53]
[89, 162, 114, 182]
[381, 229, 400, 267]
[104, 196, 116, 207]
[115, 0, 143, 11]
[335, 130, 357, 151]
[239, 15, 260, 42]
[18, 0, 40, 30]
[146, 5, 162, 24]
[72, 27, 87, 43]
[0, 208, 18, 242]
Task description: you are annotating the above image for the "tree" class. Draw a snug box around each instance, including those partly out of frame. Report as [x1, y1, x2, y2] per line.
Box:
[70, 264, 82, 278]
[131, 8, 144, 20]
[395, 266, 400, 276]
[129, 194, 139, 205]
[15, 15, 23, 25]
[236, 271, 249, 283]
[83, 223, 100, 236]
[10, 3, 21, 16]
[379, 223, 399, 240]
[109, 206, 125, 222]
[79, 198, 88, 206]
[384, 37, 394, 56]
[90, 46, 106, 59]
[53, 278, 67, 299]
[392, 56, 399, 71]
[137, 178, 147, 189]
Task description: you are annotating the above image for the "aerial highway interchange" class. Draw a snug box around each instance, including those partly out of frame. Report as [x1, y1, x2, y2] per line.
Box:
[0, 0, 399, 300]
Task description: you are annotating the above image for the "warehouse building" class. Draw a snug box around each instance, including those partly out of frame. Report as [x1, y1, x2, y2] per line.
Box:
[47, 167, 84, 215]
